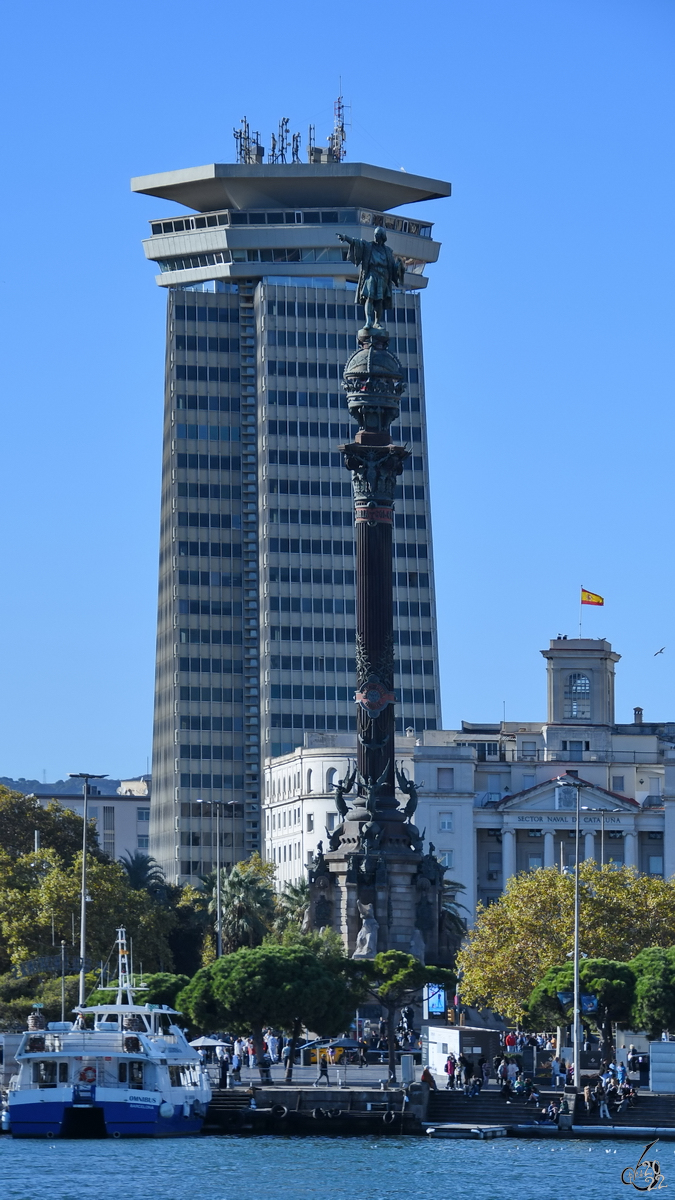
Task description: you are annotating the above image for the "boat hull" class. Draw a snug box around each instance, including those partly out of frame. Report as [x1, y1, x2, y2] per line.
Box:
[9, 1091, 205, 1138]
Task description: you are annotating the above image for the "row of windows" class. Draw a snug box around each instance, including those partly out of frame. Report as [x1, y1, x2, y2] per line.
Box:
[267, 391, 421, 414]
[269, 479, 351, 497]
[180, 715, 243, 731]
[267, 362, 419, 385]
[271, 685, 352, 701]
[175, 394, 240, 412]
[176, 336, 240, 353]
[175, 365, 240, 382]
[178, 599, 242, 616]
[179, 629, 243, 645]
[270, 596, 355, 614]
[160, 251, 231, 273]
[180, 801, 244, 818]
[270, 655, 356, 673]
[272, 714, 357, 730]
[179, 745, 244, 760]
[267, 391, 341, 409]
[177, 657, 243, 673]
[177, 570, 243, 586]
[175, 454, 241, 472]
[266, 331, 418, 357]
[174, 304, 239, 322]
[268, 537, 354, 557]
[160, 208, 431, 237]
[269, 567, 354, 584]
[270, 625, 356, 644]
[268, 449, 424, 472]
[269, 684, 436, 705]
[175, 423, 240, 441]
[269, 622, 431, 648]
[269, 508, 426, 531]
[176, 483, 241, 499]
[161, 247, 354, 273]
[268, 420, 354, 439]
[267, 300, 418, 324]
[177, 542, 242, 559]
[177, 513, 242, 529]
[268, 508, 353, 528]
[179, 686, 243, 702]
[267, 362, 340, 380]
[266, 331, 351, 350]
[179, 774, 244, 790]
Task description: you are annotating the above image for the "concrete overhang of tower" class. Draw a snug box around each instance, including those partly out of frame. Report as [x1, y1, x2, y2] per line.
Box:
[541, 638, 621, 663]
[130, 162, 452, 214]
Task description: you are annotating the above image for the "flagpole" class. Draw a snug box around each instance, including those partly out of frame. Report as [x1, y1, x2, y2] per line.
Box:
[579, 587, 582, 638]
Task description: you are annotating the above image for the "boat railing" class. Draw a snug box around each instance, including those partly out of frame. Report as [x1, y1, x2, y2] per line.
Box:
[20, 1031, 148, 1056]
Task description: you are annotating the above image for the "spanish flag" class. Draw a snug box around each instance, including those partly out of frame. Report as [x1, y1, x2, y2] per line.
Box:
[581, 587, 604, 606]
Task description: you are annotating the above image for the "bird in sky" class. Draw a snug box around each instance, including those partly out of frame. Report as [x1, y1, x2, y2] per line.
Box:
[654, 647, 666, 656]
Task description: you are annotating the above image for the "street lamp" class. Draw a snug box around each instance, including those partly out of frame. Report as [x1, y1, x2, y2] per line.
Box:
[580, 806, 622, 868]
[69, 772, 107, 1007]
[197, 798, 224, 958]
[556, 776, 589, 1091]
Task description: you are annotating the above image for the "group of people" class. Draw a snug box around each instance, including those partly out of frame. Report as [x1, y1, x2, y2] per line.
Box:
[442, 1052, 490, 1094]
[583, 1060, 638, 1119]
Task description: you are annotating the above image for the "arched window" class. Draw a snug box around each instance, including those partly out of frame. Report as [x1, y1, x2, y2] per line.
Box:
[326, 767, 337, 791]
[564, 673, 591, 719]
[306, 769, 313, 793]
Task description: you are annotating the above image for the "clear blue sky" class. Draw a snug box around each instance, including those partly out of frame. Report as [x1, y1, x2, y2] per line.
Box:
[1, 0, 673, 781]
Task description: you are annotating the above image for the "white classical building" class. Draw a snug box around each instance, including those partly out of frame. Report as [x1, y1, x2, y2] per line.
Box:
[263, 638, 675, 922]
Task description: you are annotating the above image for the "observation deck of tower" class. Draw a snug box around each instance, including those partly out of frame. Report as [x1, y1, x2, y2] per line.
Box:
[132, 151, 451, 885]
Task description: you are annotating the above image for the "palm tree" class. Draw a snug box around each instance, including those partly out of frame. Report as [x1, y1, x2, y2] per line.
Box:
[119, 851, 166, 894]
[216, 864, 276, 951]
[275, 878, 310, 931]
[440, 878, 469, 956]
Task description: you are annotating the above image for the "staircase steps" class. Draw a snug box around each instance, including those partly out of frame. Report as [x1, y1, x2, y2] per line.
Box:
[574, 1094, 675, 1128]
[426, 1088, 558, 1126]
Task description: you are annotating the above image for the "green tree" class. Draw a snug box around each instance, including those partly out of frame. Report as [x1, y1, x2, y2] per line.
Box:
[351, 951, 455, 1083]
[527, 958, 635, 1055]
[119, 851, 166, 894]
[630, 947, 675, 1039]
[457, 863, 675, 1022]
[0, 786, 104, 866]
[178, 943, 357, 1080]
[217, 863, 276, 951]
[0, 851, 177, 974]
[274, 878, 310, 933]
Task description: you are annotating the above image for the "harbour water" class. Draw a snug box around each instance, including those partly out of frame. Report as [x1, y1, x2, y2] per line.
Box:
[0, 1134, 665, 1200]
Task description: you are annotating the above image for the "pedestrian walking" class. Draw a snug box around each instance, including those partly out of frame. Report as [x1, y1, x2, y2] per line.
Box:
[444, 1053, 456, 1089]
[597, 1085, 610, 1120]
[314, 1054, 330, 1087]
[550, 1056, 561, 1088]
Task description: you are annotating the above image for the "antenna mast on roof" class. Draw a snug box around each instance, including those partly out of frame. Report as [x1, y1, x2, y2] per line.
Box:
[269, 117, 296, 164]
[328, 93, 347, 162]
[233, 117, 264, 165]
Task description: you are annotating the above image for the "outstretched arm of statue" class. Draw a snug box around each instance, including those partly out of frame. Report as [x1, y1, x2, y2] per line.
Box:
[337, 233, 354, 245]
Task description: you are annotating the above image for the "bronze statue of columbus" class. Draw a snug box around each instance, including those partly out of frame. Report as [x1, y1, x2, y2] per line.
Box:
[337, 226, 405, 331]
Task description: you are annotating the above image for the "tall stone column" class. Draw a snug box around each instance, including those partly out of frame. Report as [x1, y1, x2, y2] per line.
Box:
[624, 830, 638, 869]
[306, 278, 451, 965]
[502, 828, 516, 881]
[544, 831, 555, 868]
[584, 831, 596, 862]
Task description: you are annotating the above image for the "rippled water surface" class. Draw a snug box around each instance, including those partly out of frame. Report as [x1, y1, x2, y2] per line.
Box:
[1, 1134, 666, 1200]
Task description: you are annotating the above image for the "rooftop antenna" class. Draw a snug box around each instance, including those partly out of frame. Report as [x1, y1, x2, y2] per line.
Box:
[268, 117, 295, 164]
[292, 131, 301, 163]
[307, 123, 316, 163]
[328, 91, 347, 162]
[233, 116, 264, 165]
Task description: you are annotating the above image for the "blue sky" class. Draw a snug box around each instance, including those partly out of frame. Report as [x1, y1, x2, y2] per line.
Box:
[1, 0, 673, 780]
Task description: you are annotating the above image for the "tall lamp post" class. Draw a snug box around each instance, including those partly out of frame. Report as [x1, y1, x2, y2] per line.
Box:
[580, 806, 622, 868]
[556, 776, 589, 1091]
[69, 772, 107, 1007]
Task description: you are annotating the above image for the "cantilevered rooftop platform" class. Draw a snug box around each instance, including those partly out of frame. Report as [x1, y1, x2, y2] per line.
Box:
[131, 162, 451, 214]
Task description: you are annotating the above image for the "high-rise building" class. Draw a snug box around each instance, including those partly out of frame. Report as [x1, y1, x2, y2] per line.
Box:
[133, 150, 450, 884]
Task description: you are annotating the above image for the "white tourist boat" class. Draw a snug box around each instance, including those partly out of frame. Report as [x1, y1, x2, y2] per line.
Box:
[8, 928, 211, 1138]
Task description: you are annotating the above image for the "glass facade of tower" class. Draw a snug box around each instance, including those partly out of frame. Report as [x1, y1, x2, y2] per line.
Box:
[136, 166, 448, 885]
